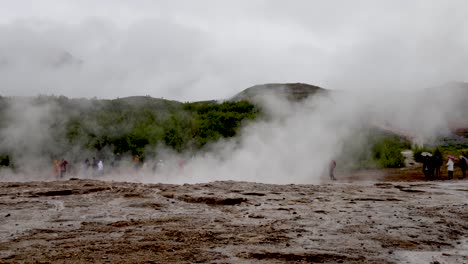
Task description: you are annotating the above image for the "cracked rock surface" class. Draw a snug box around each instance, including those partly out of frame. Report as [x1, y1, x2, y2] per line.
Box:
[0, 179, 467, 263]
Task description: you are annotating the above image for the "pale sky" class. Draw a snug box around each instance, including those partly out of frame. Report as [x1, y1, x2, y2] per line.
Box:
[0, 0, 467, 101]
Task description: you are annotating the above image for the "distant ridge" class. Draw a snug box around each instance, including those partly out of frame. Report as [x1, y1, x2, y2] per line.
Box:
[230, 83, 327, 102]
[113, 95, 181, 105]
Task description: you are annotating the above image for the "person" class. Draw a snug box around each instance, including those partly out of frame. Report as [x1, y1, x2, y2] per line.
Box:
[53, 160, 60, 178]
[83, 158, 89, 173]
[59, 159, 68, 178]
[133, 155, 141, 169]
[97, 160, 104, 176]
[178, 159, 185, 169]
[329, 160, 337, 180]
[422, 156, 430, 179]
[92, 157, 98, 176]
[447, 157, 455, 180]
[153, 160, 164, 172]
[429, 156, 436, 179]
[111, 153, 121, 168]
[459, 155, 467, 179]
[433, 150, 443, 179]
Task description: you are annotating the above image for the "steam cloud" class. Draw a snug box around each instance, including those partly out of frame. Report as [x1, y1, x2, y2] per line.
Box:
[164, 85, 468, 184]
[2, 84, 467, 184]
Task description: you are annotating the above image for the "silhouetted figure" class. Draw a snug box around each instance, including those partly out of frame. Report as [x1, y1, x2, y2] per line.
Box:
[59, 159, 68, 178]
[92, 157, 98, 176]
[433, 150, 443, 179]
[111, 153, 121, 168]
[459, 156, 467, 179]
[428, 156, 435, 179]
[429, 156, 437, 180]
[329, 160, 336, 180]
[84, 158, 90, 169]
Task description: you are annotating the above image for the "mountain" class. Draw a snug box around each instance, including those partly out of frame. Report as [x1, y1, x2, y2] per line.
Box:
[230, 83, 327, 102]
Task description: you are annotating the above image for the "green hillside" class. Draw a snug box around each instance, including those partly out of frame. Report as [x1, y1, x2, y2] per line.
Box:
[0, 95, 258, 166]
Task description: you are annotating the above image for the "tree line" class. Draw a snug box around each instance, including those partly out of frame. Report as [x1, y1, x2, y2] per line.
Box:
[0, 96, 259, 167]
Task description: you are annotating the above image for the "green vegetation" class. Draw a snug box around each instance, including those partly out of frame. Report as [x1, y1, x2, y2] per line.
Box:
[439, 143, 468, 157]
[0, 96, 259, 167]
[67, 99, 258, 159]
[339, 130, 411, 170]
[372, 136, 409, 168]
[183, 101, 258, 148]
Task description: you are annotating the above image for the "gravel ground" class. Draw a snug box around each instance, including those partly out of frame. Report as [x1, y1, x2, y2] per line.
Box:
[0, 178, 467, 263]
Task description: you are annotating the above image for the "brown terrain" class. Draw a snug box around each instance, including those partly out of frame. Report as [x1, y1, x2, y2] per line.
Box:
[0, 167, 467, 264]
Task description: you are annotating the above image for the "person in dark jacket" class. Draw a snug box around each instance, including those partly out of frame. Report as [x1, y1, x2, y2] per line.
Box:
[92, 157, 98, 176]
[433, 149, 443, 179]
[428, 156, 435, 179]
[459, 156, 467, 179]
[329, 160, 336, 180]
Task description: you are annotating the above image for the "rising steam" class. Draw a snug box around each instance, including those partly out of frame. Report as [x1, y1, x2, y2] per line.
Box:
[2, 83, 467, 184]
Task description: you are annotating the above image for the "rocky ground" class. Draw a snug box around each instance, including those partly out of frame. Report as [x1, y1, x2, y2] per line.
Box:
[0, 174, 467, 263]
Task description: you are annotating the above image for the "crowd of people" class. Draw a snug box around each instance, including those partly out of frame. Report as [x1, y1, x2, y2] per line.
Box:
[52, 154, 174, 179]
[422, 153, 467, 180]
[328, 151, 467, 181]
[53, 152, 467, 181]
[53, 156, 122, 178]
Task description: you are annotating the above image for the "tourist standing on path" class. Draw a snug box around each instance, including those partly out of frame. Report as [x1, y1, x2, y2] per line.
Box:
[53, 160, 60, 178]
[59, 159, 68, 178]
[92, 157, 98, 176]
[111, 153, 121, 168]
[97, 160, 104, 176]
[84, 158, 91, 176]
[329, 160, 337, 180]
[459, 156, 467, 179]
[447, 156, 455, 180]
[433, 150, 443, 179]
[422, 156, 431, 179]
[133, 155, 141, 169]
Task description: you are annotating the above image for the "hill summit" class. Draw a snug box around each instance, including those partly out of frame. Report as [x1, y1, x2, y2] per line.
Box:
[230, 83, 327, 102]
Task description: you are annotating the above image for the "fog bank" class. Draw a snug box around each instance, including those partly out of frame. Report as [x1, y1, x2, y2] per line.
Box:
[2, 83, 467, 184]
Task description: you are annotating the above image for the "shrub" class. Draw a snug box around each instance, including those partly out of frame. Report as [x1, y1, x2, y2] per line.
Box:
[0, 155, 11, 167]
[373, 138, 406, 168]
[338, 130, 410, 170]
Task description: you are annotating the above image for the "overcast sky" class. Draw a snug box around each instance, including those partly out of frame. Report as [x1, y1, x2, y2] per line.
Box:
[0, 0, 467, 101]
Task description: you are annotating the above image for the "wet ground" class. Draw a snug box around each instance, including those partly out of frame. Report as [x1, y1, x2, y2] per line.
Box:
[0, 176, 467, 263]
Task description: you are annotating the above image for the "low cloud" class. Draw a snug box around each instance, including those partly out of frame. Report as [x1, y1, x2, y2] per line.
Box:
[1, 1, 467, 100]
